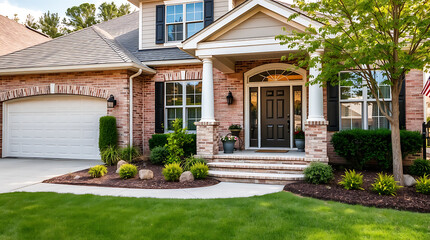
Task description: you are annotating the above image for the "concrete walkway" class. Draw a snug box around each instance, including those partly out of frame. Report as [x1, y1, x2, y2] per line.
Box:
[0, 158, 284, 199]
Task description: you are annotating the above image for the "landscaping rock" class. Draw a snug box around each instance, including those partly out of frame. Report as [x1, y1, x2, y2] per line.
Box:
[180, 171, 194, 182]
[139, 169, 154, 180]
[116, 160, 127, 173]
[74, 175, 81, 180]
[404, 174, 416, 187]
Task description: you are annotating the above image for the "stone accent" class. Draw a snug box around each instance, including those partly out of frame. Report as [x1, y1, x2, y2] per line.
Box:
[116, 160, 127, 173]
[139, 169, 154, 180]
[195, 121, 220, 156]
[179, 171, 194, 182]
[305, 120, 329, 162]
[403, 174, 417, 187]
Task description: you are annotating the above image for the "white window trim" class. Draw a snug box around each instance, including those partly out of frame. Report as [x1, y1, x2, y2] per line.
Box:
[165, 2, 204, 43]
[338, 71, 392, 130]
[164, 80, 202, 133]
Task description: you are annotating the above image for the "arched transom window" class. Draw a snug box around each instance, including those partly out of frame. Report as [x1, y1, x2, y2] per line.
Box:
[249, 69, 303, 82]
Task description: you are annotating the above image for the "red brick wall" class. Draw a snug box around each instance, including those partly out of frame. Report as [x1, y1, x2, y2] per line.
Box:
[0, 70, 133, 156]
[405, 70, 424, 131]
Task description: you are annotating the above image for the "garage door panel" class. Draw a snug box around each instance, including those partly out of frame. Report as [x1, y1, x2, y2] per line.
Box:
[4, 95, 107, 160]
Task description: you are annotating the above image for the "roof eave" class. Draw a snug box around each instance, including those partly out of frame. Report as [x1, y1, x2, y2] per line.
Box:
[0, 62, 156, 76]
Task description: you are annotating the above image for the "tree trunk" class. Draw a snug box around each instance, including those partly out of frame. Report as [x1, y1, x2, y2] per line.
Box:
[391, 91, 404, 186]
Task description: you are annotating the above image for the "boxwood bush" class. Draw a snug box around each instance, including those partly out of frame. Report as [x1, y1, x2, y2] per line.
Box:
[99, 116, 118, 151]
[331, 129, 421, 170]
[150, 146, 169, 165]
[162, 163, 183, 182]
[304, 162, 334, 184]
[190, 162, 209, 179]
[148, 133, 197, 157]
[409, 159, 430, 177]
[119, 164, 138, 179]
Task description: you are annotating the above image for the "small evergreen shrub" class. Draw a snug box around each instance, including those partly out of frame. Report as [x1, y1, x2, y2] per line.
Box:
[150, 146, 169, 165]
[303, 162, 334, 184]
[88, 165, 107, 178]
[409, 159, 430, 177]
[165, 119, 193, 164]
[162, 163, 183, 182]
[331, 129, 421, 170]
[99, 116, 118, 151]
[119, 164, 138, 179]
[190, 162, 209, 179]
[182, 156, 207, 171]
[101, 146, 120, 166]
[148, 133, 196, 157]
[120, 145, 141, 163]
[371, 173, 402, 196]
[338, 169, 364, 190]
[415, 174, 430, 195]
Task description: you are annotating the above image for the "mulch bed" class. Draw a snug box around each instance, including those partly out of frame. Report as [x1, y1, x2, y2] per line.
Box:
[44, 161, 219, 189]
[284, 170, 430, 213]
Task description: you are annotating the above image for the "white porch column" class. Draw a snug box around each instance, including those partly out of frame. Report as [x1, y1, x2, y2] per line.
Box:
[308, 51, 325, 121]
[201, 56, 215, 122]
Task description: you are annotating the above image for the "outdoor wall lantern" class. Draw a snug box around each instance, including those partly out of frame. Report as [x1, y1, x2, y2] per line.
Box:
[107, 95, 117, 108]
[226, 91, 234, 105]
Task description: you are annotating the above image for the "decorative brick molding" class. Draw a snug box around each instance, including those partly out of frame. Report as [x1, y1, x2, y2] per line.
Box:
[0, 84, 110, 102]
[305, 120, 329, 163]
[195, 121, 220, 156]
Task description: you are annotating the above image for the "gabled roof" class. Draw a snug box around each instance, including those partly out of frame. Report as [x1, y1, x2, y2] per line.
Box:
[0, 15, 49, 56]
[0, 12, 155, 75]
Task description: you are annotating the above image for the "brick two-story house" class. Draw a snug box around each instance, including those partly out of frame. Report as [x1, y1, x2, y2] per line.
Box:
[0, 0, 427, 183]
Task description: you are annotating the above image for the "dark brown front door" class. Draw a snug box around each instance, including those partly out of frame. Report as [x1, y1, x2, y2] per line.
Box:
[261, 87, 290, 147]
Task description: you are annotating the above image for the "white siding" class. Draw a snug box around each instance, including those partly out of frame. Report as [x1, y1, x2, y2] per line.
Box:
[140, 0, 230, 49]
[216, 12, 298, 41]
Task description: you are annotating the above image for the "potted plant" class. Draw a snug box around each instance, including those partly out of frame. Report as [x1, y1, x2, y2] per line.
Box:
[294, 129, 305, 152]
[228, 124, 242, 137]
[221, 135, 238, 154]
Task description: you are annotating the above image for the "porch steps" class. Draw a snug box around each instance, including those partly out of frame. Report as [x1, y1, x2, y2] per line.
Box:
[208, 162, 307, 174]
[208, 170, 305, 185]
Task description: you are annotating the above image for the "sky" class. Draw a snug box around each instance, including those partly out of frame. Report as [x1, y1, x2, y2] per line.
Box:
[0, 0, 137, 22]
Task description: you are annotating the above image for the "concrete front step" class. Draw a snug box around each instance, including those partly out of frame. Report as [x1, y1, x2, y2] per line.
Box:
[208, 162, 307, 174]
[209, 170, 305, 185]
[207, 155, 308, 165]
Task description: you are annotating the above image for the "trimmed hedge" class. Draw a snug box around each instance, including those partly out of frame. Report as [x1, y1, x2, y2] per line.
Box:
[331, 129, 421, 170]
[99, 116, 118, 151]
[148, 133, 196, 157]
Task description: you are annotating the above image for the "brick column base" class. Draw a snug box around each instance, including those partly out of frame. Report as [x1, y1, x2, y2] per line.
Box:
[305, 120, 329, 163]
[195, 121, 220, 156]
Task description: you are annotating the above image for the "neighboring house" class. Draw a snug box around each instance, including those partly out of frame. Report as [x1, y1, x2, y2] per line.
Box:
[0, 0, 425, 183]
[0, 15, 49, 56]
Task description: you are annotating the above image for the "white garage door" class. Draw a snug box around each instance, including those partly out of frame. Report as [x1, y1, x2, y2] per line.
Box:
[3, 95, 107, 160]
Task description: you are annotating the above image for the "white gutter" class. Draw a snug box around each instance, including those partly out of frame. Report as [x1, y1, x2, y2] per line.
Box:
[0, 62, 156, 76]
[129, 69, 143, 147]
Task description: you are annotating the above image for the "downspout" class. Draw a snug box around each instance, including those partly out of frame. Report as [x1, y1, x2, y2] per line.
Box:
[129, 69, 143, 147]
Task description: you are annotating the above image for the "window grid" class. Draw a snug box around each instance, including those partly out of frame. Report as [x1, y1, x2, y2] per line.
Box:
[339, 71, 392, 130]
[165, 80, 202, 132]
[166, 2, 204, 42]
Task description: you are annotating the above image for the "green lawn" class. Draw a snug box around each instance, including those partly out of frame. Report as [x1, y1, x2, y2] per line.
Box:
[0, 192, 428, 240]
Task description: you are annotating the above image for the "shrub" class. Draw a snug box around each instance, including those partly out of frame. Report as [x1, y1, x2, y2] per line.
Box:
[415, 174, 430, 195]
[303, 162, 334, 184]
[162, 163, 183, 181]
[371, 173, 402, 196]
[165, 119, 193, 164]
[119, 164, 138, 179]
[338, 169, 364, 190]
[99, 116, 118, 151]
[190, 162, 209, 179]
[182, 156, 207, 171]
[120, 145, 141, 163]
[148, 133, 196, 157]
[88, 165, 107, 178]
[150, 146, 169, 165]
[100, 146, 120, 166]
[409, 159, 430, 177]
[331, 129, 421, 170]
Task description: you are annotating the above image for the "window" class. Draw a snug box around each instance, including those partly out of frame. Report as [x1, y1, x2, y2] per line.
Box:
[165, 81, 202, 131]
[339, 71, 391, 130]
[166, 2, 204, 42]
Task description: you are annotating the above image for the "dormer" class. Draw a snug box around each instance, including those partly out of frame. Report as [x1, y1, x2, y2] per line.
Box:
[129, 0, 230, 50]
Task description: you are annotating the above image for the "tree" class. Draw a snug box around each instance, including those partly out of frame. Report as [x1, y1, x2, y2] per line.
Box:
[39, 11, 63, 38]
[63, 3, 98, 31]
[25, 14, 39, 29]
[276, 0, 430, 185]
[98, 2, 132, 22]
